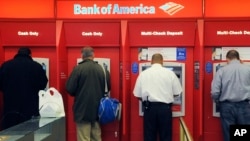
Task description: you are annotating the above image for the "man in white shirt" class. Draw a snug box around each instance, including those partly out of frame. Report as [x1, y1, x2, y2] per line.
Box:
[133, 53, 182, 141]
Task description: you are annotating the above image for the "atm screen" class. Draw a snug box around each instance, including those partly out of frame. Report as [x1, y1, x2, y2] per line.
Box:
[142, 66, 173, 71]
[142, 66, 180, 78]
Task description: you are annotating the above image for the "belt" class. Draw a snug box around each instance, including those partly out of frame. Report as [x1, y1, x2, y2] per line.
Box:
[150, 102, 172, 106]
[222, 99, 249, 103]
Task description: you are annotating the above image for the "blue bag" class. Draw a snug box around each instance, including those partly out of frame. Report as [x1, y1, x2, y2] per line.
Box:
[98, 96, 121, 125]
[98, 65, 121, 124]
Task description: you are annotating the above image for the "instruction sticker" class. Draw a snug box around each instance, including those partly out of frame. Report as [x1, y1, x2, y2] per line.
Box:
[205, 62, 213, 73]
[177, 48, 186, 61]
[132, 62, 139, 74]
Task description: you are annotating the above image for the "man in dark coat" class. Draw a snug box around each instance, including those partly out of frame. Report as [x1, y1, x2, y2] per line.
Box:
[0, 47, 48, 130]
[66, 46, 110, 141]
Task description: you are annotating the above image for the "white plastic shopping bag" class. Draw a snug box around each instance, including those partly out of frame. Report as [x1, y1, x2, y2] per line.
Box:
[39, 87, 65, 117]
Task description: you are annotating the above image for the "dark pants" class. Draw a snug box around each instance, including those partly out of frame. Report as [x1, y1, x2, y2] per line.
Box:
[143, 102, 172, 141]
[219, 101, 250, 141]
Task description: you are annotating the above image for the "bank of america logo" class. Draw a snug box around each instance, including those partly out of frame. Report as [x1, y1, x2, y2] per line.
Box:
[159, 2, 184, 15]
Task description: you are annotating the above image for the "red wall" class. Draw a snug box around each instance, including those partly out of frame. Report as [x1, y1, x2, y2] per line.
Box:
[0, 22, 56, 46]
[203, 48, 224, 141]
[204, 21, 250, 46]
[205, 0, 250, 18]
[0, 0, 54, 18]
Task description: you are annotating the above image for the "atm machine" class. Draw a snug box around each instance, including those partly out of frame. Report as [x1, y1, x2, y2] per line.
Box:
[128, 20, 196, 141]
[138, 62, 185, 117]
[203, 46, 250, 141]
[63, 21, 121, 141]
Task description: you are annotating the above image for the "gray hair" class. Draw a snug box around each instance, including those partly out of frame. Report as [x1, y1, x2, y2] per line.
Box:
[81, 46, 94, 58]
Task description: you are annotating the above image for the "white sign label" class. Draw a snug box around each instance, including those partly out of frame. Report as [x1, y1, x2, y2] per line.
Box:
[18, 31, 39, 36]
[141, 31, 183, 36]
[217, 30, 250, 36]
[82, 31, 103, 37]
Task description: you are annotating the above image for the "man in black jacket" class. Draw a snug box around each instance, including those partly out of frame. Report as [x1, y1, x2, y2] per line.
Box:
[0, 47, 48, 130]
[66, 46, 110, 141]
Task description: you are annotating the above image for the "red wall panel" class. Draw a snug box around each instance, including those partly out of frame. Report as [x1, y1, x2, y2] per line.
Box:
[203, 48, 224, 141]
[128, 21, 196, 46]
[0, 0, 54, 18]
[63, 22, 120, 46]
[204, 21, 250, 46]
[0, 22, 56, 46]
[205, 0, 250, 18]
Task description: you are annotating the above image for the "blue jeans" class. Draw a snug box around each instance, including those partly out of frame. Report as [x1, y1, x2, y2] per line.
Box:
[219, 101, 250, 141]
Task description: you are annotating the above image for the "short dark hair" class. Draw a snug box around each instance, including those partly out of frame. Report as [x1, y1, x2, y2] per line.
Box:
[151, 53, 163, 65]
[226, 50, 240, 60]
[152, 53, 163, 61]
[18, 47, 31, 55]
[81, 46, 94, 58]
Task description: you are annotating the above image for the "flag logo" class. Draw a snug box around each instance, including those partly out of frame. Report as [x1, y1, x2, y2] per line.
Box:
[159, 2, 184, 16]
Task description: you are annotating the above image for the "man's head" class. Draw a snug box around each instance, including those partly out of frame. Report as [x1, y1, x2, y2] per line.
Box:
[151, 53, 163, 65]
[226, 50, 240, 62]
[18, 47, 31, 55]
[81, 46, 94, 60]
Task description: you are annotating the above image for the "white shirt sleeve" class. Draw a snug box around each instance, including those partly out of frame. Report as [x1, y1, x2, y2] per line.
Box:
[172, 73, 183, 96]
[133, 74, 142, 98]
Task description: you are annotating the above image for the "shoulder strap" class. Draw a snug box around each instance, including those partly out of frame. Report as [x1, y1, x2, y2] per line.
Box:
[101, 65, 108, 94]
